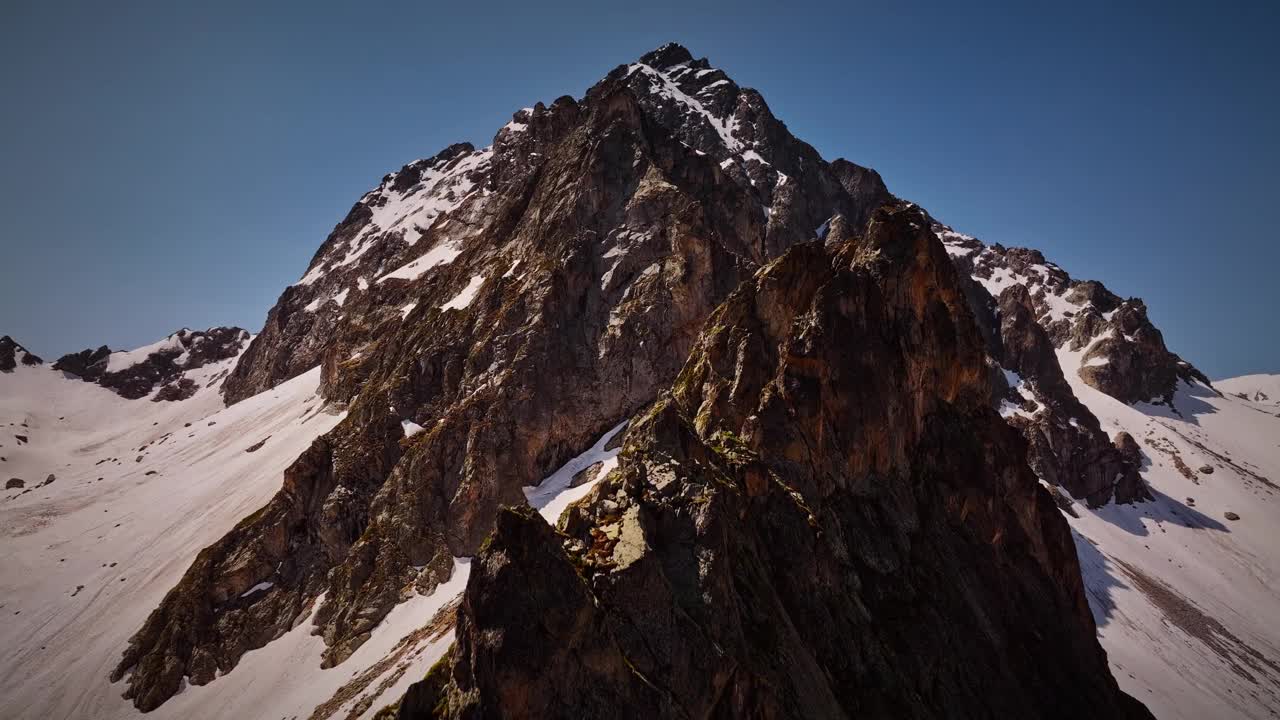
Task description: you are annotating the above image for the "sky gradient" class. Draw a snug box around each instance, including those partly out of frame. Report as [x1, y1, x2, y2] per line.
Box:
[1, 1, 1276, 378]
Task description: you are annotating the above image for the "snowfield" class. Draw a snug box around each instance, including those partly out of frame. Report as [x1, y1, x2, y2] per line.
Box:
[1062, 362, 1280, 719]
[0, 360, 347, 719]
[1215, 373, 1280, 409]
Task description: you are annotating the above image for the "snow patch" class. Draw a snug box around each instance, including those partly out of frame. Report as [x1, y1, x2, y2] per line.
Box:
[378, 240, 464, 284]
[524, 420, 628, 523]
[440, 275, 485, 312]
[239, 581, 273, 598]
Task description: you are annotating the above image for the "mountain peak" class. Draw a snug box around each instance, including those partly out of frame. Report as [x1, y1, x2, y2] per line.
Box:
[637, 41, 695, 69]
[0, 335, 43, 372]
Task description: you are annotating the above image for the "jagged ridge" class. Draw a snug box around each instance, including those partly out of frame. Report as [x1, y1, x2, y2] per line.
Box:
[398, 203, 1150, 719]
[54, 327, 250, 401]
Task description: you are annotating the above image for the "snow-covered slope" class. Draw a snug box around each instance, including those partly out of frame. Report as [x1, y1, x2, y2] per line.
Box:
[1064, 373, 1280, 719]
[937, 221, 1280, 719]
[0, 354, 347, 718]
[1216, 374, 1280, 410]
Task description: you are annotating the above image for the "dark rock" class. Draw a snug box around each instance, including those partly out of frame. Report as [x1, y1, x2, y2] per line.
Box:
[114, 43, 902, 711]
[568, 462, 602, 489]
[1198, 465, 1214, 475]
[408, 202, 1149, 719]
[934, 227, 1211, 410]
[244, 437, 270, 453]
[5, 478, 22, 489]
[1065, 280, 1122, 313]
[57, 328, 248, 401]
[1047, 484, 1080, 518]
[992, 285, 1149, 506]
[0, 336, 42, 372]
[1224, 511, 1240, 521]
[153, 378, 198, 402]
[53, 345, 112, 379]
[1078, 300, 1212, 406]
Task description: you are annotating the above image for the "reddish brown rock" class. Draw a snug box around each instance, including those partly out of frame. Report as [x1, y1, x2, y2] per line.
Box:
[401, 202, 1149, 719]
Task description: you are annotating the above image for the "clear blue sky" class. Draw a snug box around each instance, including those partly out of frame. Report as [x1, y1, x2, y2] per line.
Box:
[1, 1, 1276, 378]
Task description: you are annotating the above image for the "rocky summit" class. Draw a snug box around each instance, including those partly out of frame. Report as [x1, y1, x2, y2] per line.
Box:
[3, 43, 1279, 720]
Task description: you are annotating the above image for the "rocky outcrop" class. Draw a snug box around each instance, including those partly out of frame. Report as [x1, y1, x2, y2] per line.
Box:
[55, 327, 249, 400]
[935, 226, 1212, 409]
[1078, 299, 1211, 405]
[403, 204, 1149, 719]
[931, 220, 1224, 506]
[0, 335, 43, 372]
[152, 378, 198, 402]
[52, 345, 111, 377]
[112, 44, 894, 710]
[996, 285, 1149, 506]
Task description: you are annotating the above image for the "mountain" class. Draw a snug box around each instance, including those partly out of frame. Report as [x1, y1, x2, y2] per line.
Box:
[53, 327, 252, 401]
[1, 43, 1277, 720]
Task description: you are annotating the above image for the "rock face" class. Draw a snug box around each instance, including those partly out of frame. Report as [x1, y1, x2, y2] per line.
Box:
[994, 285, 1149, 506]
[112, 44, 892, 710]
[220, 143, 493, 404]
[0, 336, 42, 372]
[938, 229, 1211, 408]
[933, 222, 1220, 506]
[54, 327, 250, 400]
[1077, 299, 1210, 405]
[402, 204, 1149, 719]
[220, 43, 888, 407]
